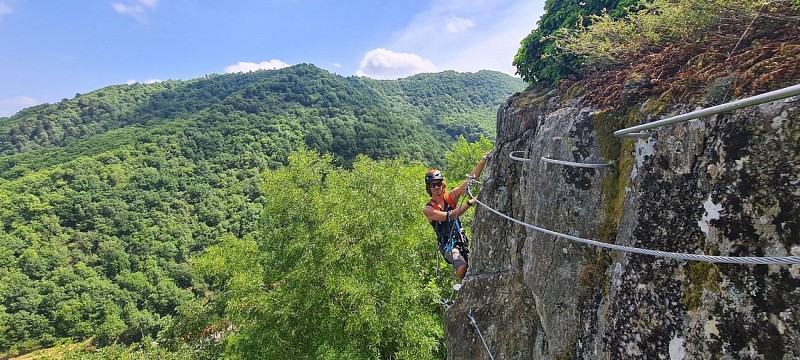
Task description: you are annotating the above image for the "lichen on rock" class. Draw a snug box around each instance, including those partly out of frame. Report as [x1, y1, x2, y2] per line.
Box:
[445, 89, 800, 359]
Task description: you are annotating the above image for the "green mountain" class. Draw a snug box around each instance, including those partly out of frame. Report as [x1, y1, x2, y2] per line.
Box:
[0, 64, 521, 358]
[0, 64, 522, 177]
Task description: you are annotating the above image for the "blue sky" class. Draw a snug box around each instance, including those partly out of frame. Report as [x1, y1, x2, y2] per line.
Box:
[0, 0, 544, 117]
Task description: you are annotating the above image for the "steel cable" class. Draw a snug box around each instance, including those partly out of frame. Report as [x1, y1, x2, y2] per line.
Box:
[467, 181, 800, 264]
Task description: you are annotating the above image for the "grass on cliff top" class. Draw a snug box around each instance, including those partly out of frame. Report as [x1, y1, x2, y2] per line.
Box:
[555, 0, 800, 110]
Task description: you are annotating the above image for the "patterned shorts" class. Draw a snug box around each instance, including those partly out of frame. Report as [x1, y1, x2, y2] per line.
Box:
[442, 246, 468, 269]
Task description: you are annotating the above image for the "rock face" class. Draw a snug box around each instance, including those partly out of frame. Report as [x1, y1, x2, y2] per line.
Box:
[445, 88, 800, 359]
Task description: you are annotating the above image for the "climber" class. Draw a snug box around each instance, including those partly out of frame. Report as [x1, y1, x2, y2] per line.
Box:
[423, 153, 489, 283]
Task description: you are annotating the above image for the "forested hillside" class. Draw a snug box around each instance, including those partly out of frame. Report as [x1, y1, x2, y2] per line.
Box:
[0, 65, 515, 358]
[0, 65, 520, 174]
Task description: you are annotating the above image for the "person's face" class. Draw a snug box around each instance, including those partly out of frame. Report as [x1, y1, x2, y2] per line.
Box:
[429, 180, 444, 195]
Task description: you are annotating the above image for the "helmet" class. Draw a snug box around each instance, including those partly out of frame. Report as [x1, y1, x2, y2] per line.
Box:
[425, 169, 444, 185]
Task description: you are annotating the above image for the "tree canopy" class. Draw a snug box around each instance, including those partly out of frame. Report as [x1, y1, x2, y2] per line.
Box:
[513, 0, 638, 85]
[1, 65, 522, 171]
[0, 64, 509, 358]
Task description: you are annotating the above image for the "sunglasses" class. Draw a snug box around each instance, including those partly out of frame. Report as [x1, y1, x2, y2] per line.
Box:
[429, 181, 444, 188]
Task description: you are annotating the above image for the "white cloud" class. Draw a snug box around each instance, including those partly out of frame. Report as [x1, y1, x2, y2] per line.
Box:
[112, 0, 157, 22]
[441, 16, 534, 76]
[0, 1, 12, 22]
[112, 3, 136, 13]
[382, 0, 543, 76]
[356, 48, 437, 80]
[224, 59, 290, 73]
[125, 78, 161, 84]
[446, 16, 475, 33]
[0, 96, 40, 117]
[137, 0, 157, 8]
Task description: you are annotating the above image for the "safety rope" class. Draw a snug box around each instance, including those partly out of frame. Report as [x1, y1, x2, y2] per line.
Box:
[468, 309, 495, 360]
[435, 176, 476, 309]
[467, 180, 800, 264]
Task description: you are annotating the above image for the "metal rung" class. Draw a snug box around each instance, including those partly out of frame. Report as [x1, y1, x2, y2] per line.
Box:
[614, 83, 800, 137]
[541, 156, 614, 169]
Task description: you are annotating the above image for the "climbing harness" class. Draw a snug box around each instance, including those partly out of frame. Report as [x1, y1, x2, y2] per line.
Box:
[428, 194, 470, 258]
[429, 176, 481, 308]
[468, 309, 495, 360]
[430, 195, 470, 309]
[444, 210, 469, 256]
[467, 178, 800, 265]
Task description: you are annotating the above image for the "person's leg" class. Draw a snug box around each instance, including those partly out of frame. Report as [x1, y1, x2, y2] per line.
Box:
[455, 263, 467, 282]
[450, 248, 468, 282]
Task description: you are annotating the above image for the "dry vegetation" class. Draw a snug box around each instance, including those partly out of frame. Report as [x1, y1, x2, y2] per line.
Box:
[560, 0, 800, 109]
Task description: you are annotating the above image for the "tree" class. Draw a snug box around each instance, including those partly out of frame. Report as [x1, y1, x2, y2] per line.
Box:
[0, 64, 516, 357]
[445, 135, 494, 186]
[195, 149, 443, 359]
[513, 0, 640, 84]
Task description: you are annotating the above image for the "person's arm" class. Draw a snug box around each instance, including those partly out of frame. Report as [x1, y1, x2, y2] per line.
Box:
[423, 199, 477, 222]
[449, 152, 490, 201]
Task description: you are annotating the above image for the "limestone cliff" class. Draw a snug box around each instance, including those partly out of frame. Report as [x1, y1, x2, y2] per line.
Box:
[446, 87, 800, 359]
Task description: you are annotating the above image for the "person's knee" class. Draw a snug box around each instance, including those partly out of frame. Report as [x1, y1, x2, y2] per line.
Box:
[452, 257, 467, 270]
